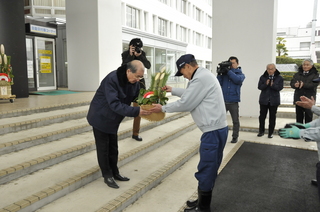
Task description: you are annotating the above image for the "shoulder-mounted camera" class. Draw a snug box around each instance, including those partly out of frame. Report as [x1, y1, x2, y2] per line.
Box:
[216, 61, 232, 75]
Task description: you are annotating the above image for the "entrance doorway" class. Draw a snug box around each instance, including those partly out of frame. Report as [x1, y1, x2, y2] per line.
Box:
[26, 36, 56, 91]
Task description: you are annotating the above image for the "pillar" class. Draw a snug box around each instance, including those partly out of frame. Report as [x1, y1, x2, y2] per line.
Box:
[212, 0, 278, 117]
[66, 0, 122, 91]
[0, 0, 28, 98]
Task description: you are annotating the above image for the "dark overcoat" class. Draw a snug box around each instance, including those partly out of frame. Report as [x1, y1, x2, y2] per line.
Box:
[87, 65, 140, 134]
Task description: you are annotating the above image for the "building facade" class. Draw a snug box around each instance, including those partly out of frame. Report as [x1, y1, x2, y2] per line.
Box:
[24, 0, 213, 90]
[277, 23, 320, 63]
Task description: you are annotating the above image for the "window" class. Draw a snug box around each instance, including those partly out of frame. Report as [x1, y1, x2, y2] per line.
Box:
[180, 26, 187, 42]
[206, 61, 212, 71]
[181, 0, 187, 14]
[158, 18, 167, 36]
[195, 7, 201, 22]
[207, 37, 212, 49]
[159, 0, 167, 4]
[207, 15, 212, 28]
[195, 32, 201, 46]
[126, 5, 140, 29]
[300, 42, 310, 50]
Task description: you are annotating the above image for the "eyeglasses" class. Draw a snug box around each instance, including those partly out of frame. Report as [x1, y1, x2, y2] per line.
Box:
[132, 73, 144, 80]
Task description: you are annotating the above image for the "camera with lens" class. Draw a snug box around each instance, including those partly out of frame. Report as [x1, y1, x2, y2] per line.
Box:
[216, 61, 232, 75]
[130, 38, 143, 54]
[134, 46, 141, 54]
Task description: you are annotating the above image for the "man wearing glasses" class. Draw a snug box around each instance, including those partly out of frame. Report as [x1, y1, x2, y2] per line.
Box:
[87, 60, 152, 189]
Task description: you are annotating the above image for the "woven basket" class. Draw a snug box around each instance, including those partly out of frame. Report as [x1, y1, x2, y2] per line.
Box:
[0, 81, 12, 98]
[140, 104, 165, 122]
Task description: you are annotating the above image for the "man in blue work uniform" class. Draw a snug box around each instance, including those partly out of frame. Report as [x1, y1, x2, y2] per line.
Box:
[151, 54, 228, 212]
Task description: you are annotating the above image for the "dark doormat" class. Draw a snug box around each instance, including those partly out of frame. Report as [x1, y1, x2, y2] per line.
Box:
[212, 142, 320, 212]
[29, 90, 80, 95]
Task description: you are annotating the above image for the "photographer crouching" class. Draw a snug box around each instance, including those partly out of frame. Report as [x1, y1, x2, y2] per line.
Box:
[121, 38, 151, 142]
[217, 56, 245, 143]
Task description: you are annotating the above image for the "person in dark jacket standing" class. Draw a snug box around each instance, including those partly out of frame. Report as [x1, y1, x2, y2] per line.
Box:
[290, 59, 319, 124]
[217, 56, 245, 143]
[121, 38, 151, 141]
[87, 60, 151, 189]
[257, 63, 284, 138]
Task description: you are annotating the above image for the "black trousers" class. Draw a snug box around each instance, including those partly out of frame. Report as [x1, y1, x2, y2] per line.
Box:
[92, 127, 119, 178]
[259, 103, 278, 135]
[295, 105, 313, 124]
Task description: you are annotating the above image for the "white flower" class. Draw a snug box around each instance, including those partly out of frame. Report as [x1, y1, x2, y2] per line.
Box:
[0, 44, 5, 54]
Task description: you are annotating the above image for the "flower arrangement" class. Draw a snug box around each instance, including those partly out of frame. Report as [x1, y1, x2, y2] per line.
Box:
[136, 68, 170, 106]
[136, 68, 171, 121]
[0, 44, 14, 85]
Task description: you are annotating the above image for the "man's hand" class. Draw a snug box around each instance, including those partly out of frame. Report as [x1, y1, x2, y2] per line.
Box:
[162, 85, 172, 92]
[299, 81, 304, 89]
[139, 108, 152, 116]
[287, 122, 311, 129]
[296, 96, 315, 109]
[149, 104, 163, 113]
[278, 125, 300, 139]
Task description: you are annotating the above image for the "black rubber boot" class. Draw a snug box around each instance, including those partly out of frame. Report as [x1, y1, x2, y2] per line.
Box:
[184, 189, 212, 212]
[186, 199, 198, 208]
[316, 161, 320, 201]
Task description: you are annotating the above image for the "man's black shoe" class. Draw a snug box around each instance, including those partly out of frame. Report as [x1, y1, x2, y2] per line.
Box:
[132, 135, 143, 141]
[114, 174, 130, 181]
[257, 132, 264, 137]
[311, 179, 318, 186]
[104, 177, 119, 189]
[231, 138, 238, 143]
[268, 135, 273, 138]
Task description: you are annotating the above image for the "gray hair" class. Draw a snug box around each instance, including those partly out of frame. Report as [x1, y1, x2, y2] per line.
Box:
[303, 59, 314, 66]
[266, 63, 276, 69]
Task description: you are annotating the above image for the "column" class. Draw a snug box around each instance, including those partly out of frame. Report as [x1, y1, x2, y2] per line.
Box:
[66, 0, 122, 91]
[212, 0, 277, 117]
[0, 0, 28, 98]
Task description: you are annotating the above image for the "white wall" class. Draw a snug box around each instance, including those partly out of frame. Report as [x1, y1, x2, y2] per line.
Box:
[66, 0, 122, 91]
[212, 0, 278, 117]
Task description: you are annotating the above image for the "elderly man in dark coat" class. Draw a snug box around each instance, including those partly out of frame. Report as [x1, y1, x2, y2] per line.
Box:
[87, 60, 151, 189]
[257, 63, 284, 138]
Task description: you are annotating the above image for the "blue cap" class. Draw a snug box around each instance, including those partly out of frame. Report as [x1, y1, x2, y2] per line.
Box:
[175, 54, 196, 76]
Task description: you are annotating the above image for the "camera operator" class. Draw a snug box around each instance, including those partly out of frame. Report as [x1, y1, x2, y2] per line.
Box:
[217, 56, 245, 143]
[121, 38, 151, 141]
[257, 63, 283, 138]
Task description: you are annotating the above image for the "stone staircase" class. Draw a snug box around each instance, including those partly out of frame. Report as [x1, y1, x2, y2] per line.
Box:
[0, 96, 203, 212]
[0, 97, 300, 212]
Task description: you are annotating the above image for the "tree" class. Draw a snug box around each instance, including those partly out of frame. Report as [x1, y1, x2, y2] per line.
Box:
[276, 37, 288, 56]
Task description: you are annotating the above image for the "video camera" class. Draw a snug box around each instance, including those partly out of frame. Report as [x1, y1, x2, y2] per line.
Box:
[216, 61, 232, 75]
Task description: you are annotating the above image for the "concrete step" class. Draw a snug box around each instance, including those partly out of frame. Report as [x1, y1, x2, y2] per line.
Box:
[0, 105, 90, 135]
[35, 126, 201, 212]
[0, 99, 90, 119]
[0, 111, 188, 185]
[0, 113, 196, 212]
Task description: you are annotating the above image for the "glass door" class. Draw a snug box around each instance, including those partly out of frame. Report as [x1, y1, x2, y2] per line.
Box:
[26, 37, 36, 91]
[35, 37, 56, 90]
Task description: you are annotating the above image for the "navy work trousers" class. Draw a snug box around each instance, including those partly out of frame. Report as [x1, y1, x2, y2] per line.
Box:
[195, 126, 228, 191]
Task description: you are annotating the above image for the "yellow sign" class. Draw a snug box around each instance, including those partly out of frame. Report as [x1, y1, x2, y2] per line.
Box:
[38, 50, 52, 55]
[40, 56, 52, 73]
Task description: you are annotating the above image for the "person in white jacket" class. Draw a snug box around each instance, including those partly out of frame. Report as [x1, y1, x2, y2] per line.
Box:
[151, 54, 228, 212]
[278, 95, 320, 201]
